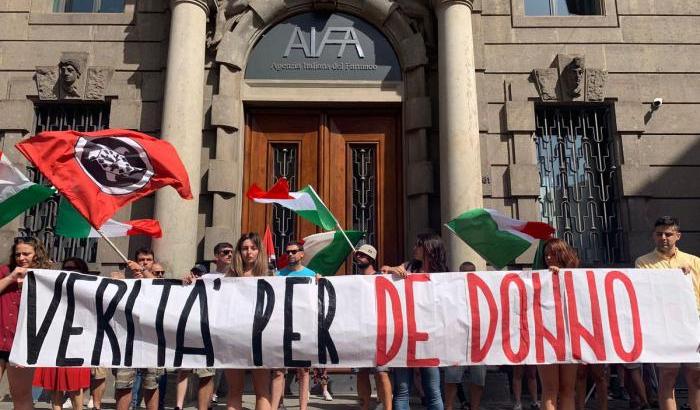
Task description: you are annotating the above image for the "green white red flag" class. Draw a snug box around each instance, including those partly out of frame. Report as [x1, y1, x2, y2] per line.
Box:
[246, 178, 337, 231]
[55, 197, 161, 239]
[301, 230, 364, 275]
[445, 208, 554, 269]
[0, 151, 54, 228]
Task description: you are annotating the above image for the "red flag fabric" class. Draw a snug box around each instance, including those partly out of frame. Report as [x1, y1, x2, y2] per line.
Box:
[263, 225, 276, 258]
[16, 129, 192, 228]
[246, 178, 294, 200]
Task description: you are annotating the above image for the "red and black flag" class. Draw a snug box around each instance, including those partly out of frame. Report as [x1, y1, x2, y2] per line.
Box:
[16, 129, 192, 228]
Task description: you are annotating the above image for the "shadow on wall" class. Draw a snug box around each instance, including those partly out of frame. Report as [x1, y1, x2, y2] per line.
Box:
[622, 102, 700, 261]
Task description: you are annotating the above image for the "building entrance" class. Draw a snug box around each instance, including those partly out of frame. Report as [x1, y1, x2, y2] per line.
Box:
[242, 109, 402, 274]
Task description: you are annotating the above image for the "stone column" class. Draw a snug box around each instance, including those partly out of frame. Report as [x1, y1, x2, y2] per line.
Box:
[435, 0, 485, 270]
[153, 0, 208, 277]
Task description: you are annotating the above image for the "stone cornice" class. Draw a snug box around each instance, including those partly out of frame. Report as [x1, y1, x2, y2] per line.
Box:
[172, 0, 210, 14]
[432, 0, 474, 10]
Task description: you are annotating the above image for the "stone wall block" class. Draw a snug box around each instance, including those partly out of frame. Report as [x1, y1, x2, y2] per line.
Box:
[508, 164, 540, 196]
[249, 0, 285, 24]
[208, 159, 238, 194]
[363, 0, 396, 25]
[97, 236, 129, 264]
[109, 99, 143, 129]
[404, 97, 431, 131]
[615, 102, 645, 133]
[406, 161, 433, 196]
[204, 226, 235, 260]
[211, 94, 240, 130]
[504, 101, 535, 132]
[0, 99, 34, 131]
[399, 33, 428, 71]
[382, 7, 414, 40]
[516, 198, 540, 222]
[215, 11, 256, 69]
[620, 165, 651, 196]
[512, 132, 536, 165]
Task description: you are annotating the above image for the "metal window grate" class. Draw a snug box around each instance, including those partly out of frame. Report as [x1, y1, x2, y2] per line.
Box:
[535, 105, 625, 266]
[270, 144, 298, 255]
[19, 103, 111, 263]
[350, 145, 375, 274]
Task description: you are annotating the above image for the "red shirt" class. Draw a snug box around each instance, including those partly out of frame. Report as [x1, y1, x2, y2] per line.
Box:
[0, 265, 21, 352]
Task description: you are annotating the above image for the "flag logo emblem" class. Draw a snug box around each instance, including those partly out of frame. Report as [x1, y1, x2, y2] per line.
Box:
[74, 136, 154, 195]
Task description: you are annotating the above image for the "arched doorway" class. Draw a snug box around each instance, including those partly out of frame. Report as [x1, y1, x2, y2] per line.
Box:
[240, 12, 404, 272]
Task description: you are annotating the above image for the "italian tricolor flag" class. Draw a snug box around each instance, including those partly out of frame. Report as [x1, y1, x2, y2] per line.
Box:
[247, 178, 337, 231]
[0, 151, 54, 228]
[56, 197, 162, 238]
[446, 208, 554, 269]
[301, 230, 364, 275]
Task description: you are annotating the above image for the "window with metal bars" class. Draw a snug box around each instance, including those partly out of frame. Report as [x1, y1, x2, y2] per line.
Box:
[525, 0, 603, 16]
[54, 0, 124, 12]
[19, 103, 111, 263]
[535, 105, 625, 266]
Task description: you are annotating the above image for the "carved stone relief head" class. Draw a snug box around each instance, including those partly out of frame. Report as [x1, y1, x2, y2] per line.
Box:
[564, 56, 585, 98]
[59, 58, 82, 85]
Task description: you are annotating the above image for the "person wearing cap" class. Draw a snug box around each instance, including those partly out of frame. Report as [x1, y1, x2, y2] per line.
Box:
[354, 244, 393, 410]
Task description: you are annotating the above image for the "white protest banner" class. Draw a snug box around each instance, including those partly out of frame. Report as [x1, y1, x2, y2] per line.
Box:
[10, 269, 700, 368]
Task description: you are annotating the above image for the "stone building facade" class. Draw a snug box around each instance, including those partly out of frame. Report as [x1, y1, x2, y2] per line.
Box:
[0, 0, 698, 274]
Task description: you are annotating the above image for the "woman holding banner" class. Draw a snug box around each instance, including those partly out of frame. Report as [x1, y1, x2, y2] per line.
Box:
[382, 233, 447, 410]
[225, 232, 273, 410]
[32, 257, 92, 410]
[538, 238, 580, 410]
[0, 237, 52, 410]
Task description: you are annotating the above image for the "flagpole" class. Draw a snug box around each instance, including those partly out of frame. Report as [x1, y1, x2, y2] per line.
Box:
[307, 185, 357, 252]
[96, 229, 130, 265]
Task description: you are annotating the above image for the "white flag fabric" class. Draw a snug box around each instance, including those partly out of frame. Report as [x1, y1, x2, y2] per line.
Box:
[10, 268, 700, 368]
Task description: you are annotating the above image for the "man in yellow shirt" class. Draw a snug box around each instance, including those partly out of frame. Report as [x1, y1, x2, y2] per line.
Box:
[636, 216, 700, 410]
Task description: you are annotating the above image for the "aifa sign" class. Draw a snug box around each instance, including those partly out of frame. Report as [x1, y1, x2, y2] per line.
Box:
[245, 12, 401, 82]
[284, 26, 365, 59]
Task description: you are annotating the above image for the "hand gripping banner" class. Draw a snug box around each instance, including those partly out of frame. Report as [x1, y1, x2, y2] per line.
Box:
[10, 269, 700, 368]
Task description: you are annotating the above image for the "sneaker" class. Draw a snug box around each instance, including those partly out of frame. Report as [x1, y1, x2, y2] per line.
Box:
[211, 394, 218, 403]
[323, 390, 333, 401]
[513, 403, 523, 410]
[530, 401, 541, 410]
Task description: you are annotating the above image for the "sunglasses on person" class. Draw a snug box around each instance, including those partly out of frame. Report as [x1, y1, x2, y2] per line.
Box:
[285, 249, 302, 255]
[153, 270, 166, 276]
[218, 249, 234, 255]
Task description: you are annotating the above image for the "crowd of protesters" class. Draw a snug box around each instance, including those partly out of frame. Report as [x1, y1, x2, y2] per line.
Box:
[0, 215, 699, 410]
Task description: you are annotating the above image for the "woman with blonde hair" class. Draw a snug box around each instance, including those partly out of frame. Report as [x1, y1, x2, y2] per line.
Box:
[225, 232, 272, 410]
[0, 237, 52, 410]
[537, 238, 580, 410]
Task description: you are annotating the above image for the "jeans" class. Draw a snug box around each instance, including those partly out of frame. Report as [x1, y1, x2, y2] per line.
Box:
[131, 371, 143, 409]
[393, 367, 444, 410]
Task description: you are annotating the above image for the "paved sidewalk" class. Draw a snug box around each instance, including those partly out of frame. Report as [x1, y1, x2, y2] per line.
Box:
[0, 394, 647, 409]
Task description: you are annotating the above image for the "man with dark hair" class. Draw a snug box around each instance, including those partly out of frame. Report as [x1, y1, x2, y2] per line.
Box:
[127, 247, 156, 278]
[112, 248, 164, 410]
[636, 216, 700, 410]
[212, 241, 234, 276]
[271, 242, 315, 410]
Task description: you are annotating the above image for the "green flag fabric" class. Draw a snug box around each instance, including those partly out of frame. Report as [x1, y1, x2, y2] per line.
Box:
[302, 230, 364, 275]
[445, 208, 554, 269]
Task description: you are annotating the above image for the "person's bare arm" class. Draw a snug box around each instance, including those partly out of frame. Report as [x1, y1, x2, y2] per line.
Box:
[0, 267, 27, 292]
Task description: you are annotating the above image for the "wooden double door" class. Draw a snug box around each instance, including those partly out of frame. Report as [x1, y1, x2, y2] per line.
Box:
[242, 109, 403, 274]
